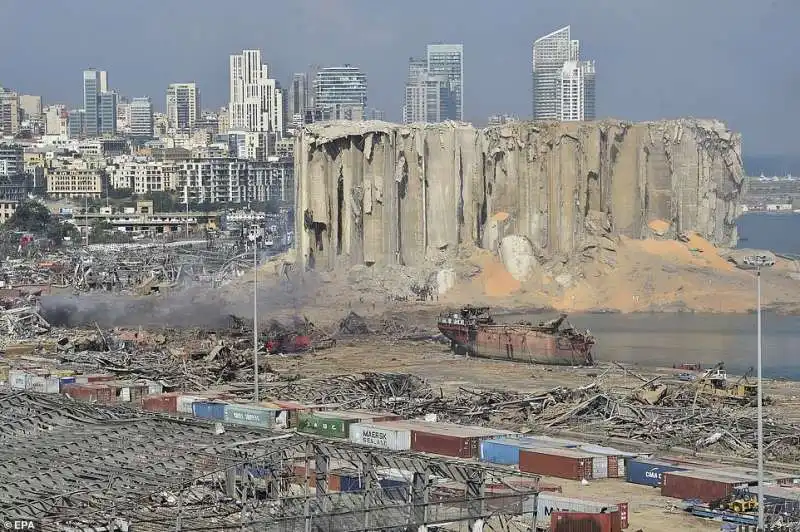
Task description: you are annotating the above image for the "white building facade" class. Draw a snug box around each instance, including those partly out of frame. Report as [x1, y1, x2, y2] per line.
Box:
[229, 50, 283, 136]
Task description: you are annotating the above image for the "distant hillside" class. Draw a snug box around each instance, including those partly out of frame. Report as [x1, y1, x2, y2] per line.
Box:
[744, 154, 800, 176]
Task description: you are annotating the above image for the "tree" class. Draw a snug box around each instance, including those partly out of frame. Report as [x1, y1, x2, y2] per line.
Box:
[6, 201, 51, 233]
[6, 200, 80, 245]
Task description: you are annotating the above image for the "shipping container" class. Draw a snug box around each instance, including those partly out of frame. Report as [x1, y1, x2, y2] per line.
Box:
[374, 420, 512, 459]
[525, 494, 623, 530]
[147, 382, 164, 395]
[27, 375, 60, 394]
[0, 365, 9, 382]
[519, 448, 596, 480]
[661, 469, 752, 503]
[349, 422, 411, 451]
[223, 404, 277, 429]
[550, 511, 620, 532]
[141, 393, 180, 413]
[59, 376, 76, 388]
[9, 369, 29, 390]
[591, 455, 609, 479]
[80, 374, 117, 383]
[298, 411, 389, 439]
[192, 401, 227, 421]
[625, 459, 688, 487]
[61, 383, 114, 403]
[177, 395, 205, 415]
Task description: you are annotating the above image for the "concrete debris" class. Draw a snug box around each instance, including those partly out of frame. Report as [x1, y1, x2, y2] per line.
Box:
[499, 235, 536, 281]
[295, 119, 744, 272]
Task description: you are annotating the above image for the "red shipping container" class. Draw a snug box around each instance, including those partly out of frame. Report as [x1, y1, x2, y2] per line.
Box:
[661, 470, 749, 503]
[411, 430, 479, 458]
[551, 511, 620, 532]
[86, 374, 117, 383]
[141, 392, 180, 413]
[519, 448, 595, 481]
[62, 383, 113, 403]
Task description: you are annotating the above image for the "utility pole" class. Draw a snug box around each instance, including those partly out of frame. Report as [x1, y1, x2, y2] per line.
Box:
[253, 233, 259, 403]
[84, 196, 88, 246]
[756, 268, 764, 531]
[184, 185, 189, 239]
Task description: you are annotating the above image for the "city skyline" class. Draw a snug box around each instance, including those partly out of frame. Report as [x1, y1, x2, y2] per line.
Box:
[0, 0, 797, 154]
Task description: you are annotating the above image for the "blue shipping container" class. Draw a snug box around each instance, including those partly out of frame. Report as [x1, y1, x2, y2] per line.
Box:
[626, 459, 687, 487]
[480, 439, 523, 465]
[192, 401, 226, 421]
[59, 376, 76, 390]
[340, 475, 363, 492]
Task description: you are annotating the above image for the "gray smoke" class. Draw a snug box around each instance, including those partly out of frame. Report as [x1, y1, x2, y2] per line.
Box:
[39, 272, 321, 329]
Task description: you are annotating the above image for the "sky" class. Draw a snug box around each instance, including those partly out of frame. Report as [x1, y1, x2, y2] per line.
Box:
[1, 0, 798, 155]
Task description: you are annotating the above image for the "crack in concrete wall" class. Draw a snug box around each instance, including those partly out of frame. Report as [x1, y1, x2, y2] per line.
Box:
[294, 119, 744, 272]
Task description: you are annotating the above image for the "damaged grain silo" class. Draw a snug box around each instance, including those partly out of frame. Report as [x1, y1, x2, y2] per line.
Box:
[293, 119, 744, 272]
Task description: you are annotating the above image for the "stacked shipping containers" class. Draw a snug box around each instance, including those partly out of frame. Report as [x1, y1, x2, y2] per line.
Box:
[525, 493, 628, 529]
[625, 458, 688, 487]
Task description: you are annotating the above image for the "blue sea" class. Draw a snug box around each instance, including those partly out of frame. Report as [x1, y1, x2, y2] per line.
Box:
[736, 212, 800, 255]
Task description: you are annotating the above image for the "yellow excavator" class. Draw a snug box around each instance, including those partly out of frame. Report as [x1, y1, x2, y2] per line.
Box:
[694, 363, 758, 404]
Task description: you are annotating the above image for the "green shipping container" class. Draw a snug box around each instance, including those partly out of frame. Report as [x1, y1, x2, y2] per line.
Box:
[223, 404, 276, 429]
[298, 412, 355, 439]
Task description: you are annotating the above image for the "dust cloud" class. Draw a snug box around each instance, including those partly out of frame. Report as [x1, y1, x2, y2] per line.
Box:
[39, 272, 321, 329]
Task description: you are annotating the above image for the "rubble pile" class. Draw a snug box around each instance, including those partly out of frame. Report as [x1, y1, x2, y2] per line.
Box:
[263, 371, 800, 462]
[0, 242, 252, 296]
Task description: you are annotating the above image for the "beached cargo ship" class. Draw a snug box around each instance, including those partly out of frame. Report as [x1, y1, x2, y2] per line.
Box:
[437, 306, 595, 366]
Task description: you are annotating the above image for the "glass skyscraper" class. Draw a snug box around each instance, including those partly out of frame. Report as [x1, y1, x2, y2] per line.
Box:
[426, 44, 463, 121]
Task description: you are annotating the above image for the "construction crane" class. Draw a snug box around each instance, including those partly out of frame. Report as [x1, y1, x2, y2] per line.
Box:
[694, 363, 759, 405]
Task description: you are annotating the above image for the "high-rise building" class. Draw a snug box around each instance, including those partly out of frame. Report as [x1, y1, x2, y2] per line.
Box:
[44, 105, 68, 137]
[0, 144, 24, 177]
[129, 97, 154, 139]
[83, 69, 106, 137]
[99, 91, 118, 136]
[532, 26, 595, 121]
[18, 95, 42, 119]
[0, 89, 20, 136]
[288, 73, 309, 130]
[166, 82, 200, 132]
[313, 65, 367, 119]
[229, 49, 283, 135]
[403, 57, 454, 124]
[426, 44, 463, 120]
[68, 109, 86, 139]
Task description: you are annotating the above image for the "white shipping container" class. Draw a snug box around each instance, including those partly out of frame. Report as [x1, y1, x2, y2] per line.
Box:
[120, 387, 131, 402]
[350, 422, 411, 451]
[27, 375, 47, 393]
[619, 457, 627, 478]
[524, 493, 619, 523]
[591, 455, 609, 479]
[43, 377, 61, 394]
[177, 395, 204, 414]
[147, 382, 163, 395]
[9, 370, 30, 390]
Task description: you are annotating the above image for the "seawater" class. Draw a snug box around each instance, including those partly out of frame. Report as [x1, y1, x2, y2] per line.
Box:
[504, 214, 800, 378]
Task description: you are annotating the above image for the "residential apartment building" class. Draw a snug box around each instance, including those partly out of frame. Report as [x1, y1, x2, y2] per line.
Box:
[174, 158, 293, 205]
[0, 89, 20, 136]
[0, 144, 24, 177]
[532, 26, 596, 121]
[45, 105, 69, 137]
[166, 83, 200, 132]
[19, 95, 42, 119]
[129, 97, 154, 139]
[313, 65, 367, 119]
[110, 159, 176, 194]
[46, 162, 105, 199]
[0, 201, 17, 223]
[229, 50, 283, 136]
[425, 44, 464, 121]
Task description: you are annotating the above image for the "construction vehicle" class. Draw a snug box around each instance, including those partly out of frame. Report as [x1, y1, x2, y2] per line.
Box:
[710, 486, 759, 514]
[694, 363, 758, 404]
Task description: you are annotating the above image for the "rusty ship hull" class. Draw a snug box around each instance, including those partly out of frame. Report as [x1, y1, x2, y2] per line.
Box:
[438, 308, 595, 366]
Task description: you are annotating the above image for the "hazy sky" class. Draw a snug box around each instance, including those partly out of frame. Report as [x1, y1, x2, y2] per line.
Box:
[1, 0, 797, 154]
